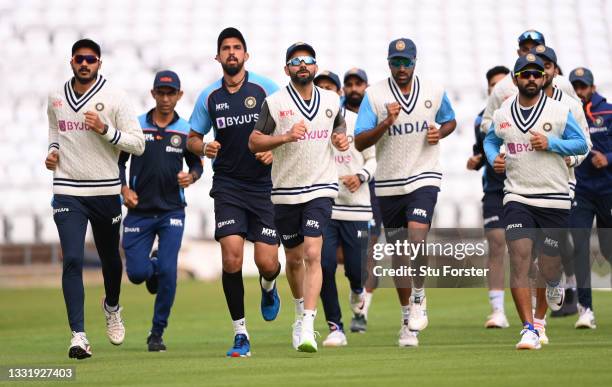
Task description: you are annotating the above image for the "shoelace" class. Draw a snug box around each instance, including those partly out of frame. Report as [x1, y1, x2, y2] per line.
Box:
[106, 310, 123, 329]
[233, 335, 248, 349]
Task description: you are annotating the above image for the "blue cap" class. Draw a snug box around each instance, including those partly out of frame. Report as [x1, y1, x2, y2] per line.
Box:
[153, 70, 181, 90]
[314, 70, 341, 90]
[531, 45, 557, 65]
[344, 67, 368, 84]
[569, 67, 594, 86]
[513, 54, 545, 73]
[387, 38, 417, 60]
[518, 30, 545, 46]
[286, 42, 316, 62]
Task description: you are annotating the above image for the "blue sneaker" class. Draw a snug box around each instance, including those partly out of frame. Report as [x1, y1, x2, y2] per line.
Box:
[226, 334, 251, 357]
[260, 277, 281, 321]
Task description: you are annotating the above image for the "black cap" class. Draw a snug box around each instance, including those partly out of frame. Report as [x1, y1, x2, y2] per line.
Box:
[569, 67, 594, 86]
[217, 27, 247, 53]
[153, 70, 181, 90]
[314, 70, 341, 90]
[513, 53, 545, 73]
[531, 45, 557, 65]
[285, 42, 316, 62]
[72, 38, 101, 57]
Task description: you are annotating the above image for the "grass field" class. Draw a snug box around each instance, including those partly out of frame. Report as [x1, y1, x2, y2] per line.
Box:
[1, 276, 612, 387]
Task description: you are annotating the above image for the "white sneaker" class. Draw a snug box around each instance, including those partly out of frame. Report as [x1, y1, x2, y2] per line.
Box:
[297, 327, 318, 353]
[291, 318, 302, 350]
[515, 329, 541, 350]
[575, 305, 597, 329]
[68, 331, 92, 359]
[322, 330, 347, 347]
[102, 300, 125, 345]
[534, 324, 549, 345]
[546, 284, 565, 311]
[349, 290, 365, 315]
[398, 324, 419, 347]
[484, 310, 510, 329]
[408, 295, 428, 331]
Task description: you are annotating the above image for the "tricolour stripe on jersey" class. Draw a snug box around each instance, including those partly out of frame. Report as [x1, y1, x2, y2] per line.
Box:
[286, 83, 320, 121]
[388, 75, 420, 115]
[375, 171, 442, 188]
[510, 92, 547, 133]
[271, 182, 338, 196]
[64, 75, 107, 113]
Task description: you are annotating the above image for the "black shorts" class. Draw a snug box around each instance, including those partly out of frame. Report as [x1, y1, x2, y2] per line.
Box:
[482, 192, 504, 229]
[212, 187, 278, 245]
[368, 180, 383, 237]
[504, 201, 569, 256]
[377, 186, 439, 228]
[274, 197, 333, 248]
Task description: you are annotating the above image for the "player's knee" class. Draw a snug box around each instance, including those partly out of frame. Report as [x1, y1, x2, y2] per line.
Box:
[222, 254, 243, 272]
[62, 254, 84, 272]
[126, 267, 148, 284]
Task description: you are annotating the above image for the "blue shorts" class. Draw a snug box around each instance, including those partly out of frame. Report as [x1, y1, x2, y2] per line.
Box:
[377, 186, 439, 228]
[504, 201, 569, 256]
[212, 187, 278, 245]
[368, 180, 383, 236]
[482, 192, 504, 229]
[274, 197, 333, 248]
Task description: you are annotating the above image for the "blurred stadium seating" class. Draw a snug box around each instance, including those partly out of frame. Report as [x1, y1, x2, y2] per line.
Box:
[0, 0, 610, 249]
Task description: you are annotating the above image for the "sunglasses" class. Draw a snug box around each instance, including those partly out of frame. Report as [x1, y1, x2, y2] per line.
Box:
[515, 70, 545, 80]
[388, 57, 415, 68]
[518, 31, 544, 44]
[286, 56, 316, 66]
[73, 55, 99, 64]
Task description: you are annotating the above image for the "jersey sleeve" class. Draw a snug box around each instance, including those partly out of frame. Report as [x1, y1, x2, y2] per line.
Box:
[251, 73, 280, 96]
[102, 91, 145, 156]
[434, 92, 456, 124]
[484, 124, 503, 166]
[355, 93, 378, 136]
[359, 145, 377, 182]
[118, 151, 130, 186]
[189, 91, 213, 135]
[253, 100, 277, 135]
[184, 149, 204, 180]
[547, 111, 588, 156]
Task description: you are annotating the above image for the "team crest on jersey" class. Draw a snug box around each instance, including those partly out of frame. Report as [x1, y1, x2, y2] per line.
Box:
[326, 108, 333, 118]
[574, 68, 585, 76]
[424, 100, 432, 109]
[525, 53, 537, 62]
[594, 117, 604, 127]
[95, 103, 105, 112]
[170, 134, 182, 147]
[543, 122, 552, 132]
[395, 40, 406, 51]
[244, 96, 257, 109]
[535, 45, 546, 53]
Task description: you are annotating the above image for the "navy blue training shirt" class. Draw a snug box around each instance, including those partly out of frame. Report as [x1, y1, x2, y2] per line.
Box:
[472, 109, 505, 194]
[119, 110, 203, 216]
[189, 71, 279, 191]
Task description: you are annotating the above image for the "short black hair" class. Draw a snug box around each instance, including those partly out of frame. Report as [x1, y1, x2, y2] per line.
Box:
[486, 66, 510, 83]
[72, 39, 101, 57]
[217, 27, 247, 53]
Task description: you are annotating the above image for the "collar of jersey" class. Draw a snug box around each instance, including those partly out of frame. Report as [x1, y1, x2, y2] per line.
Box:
[145, 108, 180, 130]
[286, 81, 320, 121]
[64, 74, 106, 113]
[388, 75, 420, 115]
[510, 91, 547, 133]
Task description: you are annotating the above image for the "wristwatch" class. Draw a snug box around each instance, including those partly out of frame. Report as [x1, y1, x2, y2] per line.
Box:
[357, 173, 366, 183]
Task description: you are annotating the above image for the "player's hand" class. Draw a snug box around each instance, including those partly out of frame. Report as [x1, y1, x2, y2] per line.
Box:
[493, 153, 506, 173]
[177, 171, 194, 188]
[45, 151, 59, 171]
[529, 130, 548, 151]
[284, 120, 307, 143]
[341, 175, 362, 193]
[332, 132, 350, 151]
[121, 186, 139, 208]
[565, 156, 572, 167]
[427, 123, 441, 145]
[255, 151, 273, 165]
[466, 154, 482, 170]
[204, 141, 221, 158]
[383, 102, 401, 126]
[591, 149, 609, 169]
[84, 111, 106, 134]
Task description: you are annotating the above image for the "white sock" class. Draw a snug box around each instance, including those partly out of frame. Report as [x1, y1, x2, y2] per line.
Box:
[363, 291, 374, 318]
[261, 276, 275, 292]
[565, 274, 576, 289]
[302, 309, 316, 331]
[488, 290, 505, 313]
[401, 305, 410, 324]
[232, 318, 248, 337]
[412, 288, 425, 300]
[534, 317, 546, 328]
[294, 298, 304, 319]
[104, 302, 119, 312]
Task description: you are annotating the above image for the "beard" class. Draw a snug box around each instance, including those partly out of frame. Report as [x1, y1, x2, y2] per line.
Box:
[345, 92, 364, 108]
[290, 69, 314, 85]
[221, 59, 244, 76]
[517, 81, 541, 98]
[542, 77, 553, 90]
[73, 67, 97, 84]
[393, 71, 413, 87]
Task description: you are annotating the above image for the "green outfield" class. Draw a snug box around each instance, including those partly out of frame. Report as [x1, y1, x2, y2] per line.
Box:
[1, 277, 611, 387]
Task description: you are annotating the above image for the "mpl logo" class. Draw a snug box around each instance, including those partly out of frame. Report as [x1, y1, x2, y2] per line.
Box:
[500, 121, 512, 129]
[144, 133, 155, 142]
[52, 99, 63, 108]
[170, 218, 183, 227]
[506, 142, 533, 155]
[216, 102, 230, 111]
[261, 228, 277, 238]
[412, 208, 427, 218]
[112, 214, 122, 224]
[544, 237, 559, 249]
[305, 219, 320, 229]
[279, 110, 295, 118]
